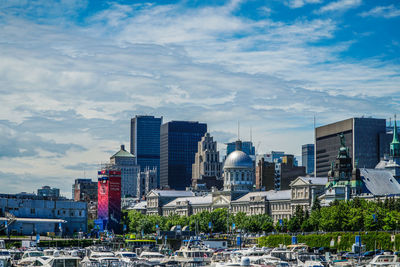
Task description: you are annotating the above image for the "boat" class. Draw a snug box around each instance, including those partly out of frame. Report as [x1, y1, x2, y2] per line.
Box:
[366, 253, 399, 266]
[287, 244, 309, 253]
[115, 251, 138, 263]
[171, 239, 214, 267]
[269, 247, 297, 263]
[17, 250, 46, 266]
[28, 256, 81, 267]
[0, 255, 12, 267]
[251, 255, 290, 267]
[138, 251, 166, 265]
[297, 253, 326, 267]
[82, 247, 120, 267]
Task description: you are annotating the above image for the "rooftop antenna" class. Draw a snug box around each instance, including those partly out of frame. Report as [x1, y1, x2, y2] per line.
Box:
[250, 127, 252, 143]
[314, 114, 316, 178]
[237, 121, 240, 141]
[84, 168, 86, 178]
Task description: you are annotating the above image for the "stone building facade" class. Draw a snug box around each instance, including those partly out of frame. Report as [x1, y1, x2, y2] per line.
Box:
[145, 176, 326, 223]
[137, 167, 158, 199]
[192, 133, 223, 189]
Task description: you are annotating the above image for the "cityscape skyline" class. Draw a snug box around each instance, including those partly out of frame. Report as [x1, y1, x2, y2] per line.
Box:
[0, 0, 399, 196]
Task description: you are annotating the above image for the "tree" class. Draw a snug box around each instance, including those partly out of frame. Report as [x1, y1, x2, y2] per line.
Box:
[312, 197, 321, 211]
[127, 210, 144, 233]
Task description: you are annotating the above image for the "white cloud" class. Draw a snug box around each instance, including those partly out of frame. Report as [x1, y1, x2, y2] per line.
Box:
[317, 0, 362, 13]
[0, 1, 399, 195]
[359, 5, 400, 19]
[285, 0, 322, 9]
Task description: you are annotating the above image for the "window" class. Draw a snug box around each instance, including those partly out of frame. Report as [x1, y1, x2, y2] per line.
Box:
[30, 208, 35, 214]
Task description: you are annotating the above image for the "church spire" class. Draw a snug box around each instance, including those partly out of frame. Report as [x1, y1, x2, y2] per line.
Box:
[393, 115, 399, 144]
[391, 115, 400, 158]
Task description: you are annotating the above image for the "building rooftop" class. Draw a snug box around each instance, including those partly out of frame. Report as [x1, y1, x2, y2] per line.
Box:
[233, 190, 291, 202]
[148, 189, 195, 197]
[298, 177, 328, 185]
[360, 168, 400, 196]
[164, 194, 212, 207]
[111, 145, 135, 158]
[224, 150, 253, 169]
[127, 201, 147, 210]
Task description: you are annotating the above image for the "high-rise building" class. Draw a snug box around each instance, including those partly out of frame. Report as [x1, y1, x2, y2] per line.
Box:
[108, 145, 140, 198]
[315, 117, 389, 177]
[130, 115, 162, 186]
[302, 144, 315, 175]
[95, 169, 121, 233]
[160, 121, 207, 190]
[192, 133, 222, 188]
[37, 186, 60, 198]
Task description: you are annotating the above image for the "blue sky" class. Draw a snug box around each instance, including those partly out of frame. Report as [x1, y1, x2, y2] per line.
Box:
[0, 0, 399, 196]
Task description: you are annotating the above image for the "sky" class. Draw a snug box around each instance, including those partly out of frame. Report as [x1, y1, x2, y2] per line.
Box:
[0, 0, 399, 197]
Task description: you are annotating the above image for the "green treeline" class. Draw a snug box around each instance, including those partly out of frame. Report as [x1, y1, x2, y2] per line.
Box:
[124, 197, 400, 234]
[122, 209, 274, 234]
[285, 197, 400, 232]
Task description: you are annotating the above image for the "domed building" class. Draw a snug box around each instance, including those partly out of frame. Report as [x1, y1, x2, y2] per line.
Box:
[223, 141, 255, 192]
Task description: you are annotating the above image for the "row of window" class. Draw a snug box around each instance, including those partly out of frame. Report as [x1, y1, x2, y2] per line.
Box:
[225, 171, 253, 182]
[271, 203, 290, 211]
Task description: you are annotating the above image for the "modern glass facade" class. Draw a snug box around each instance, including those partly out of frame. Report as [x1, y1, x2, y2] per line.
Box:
[130, 115, 162, 186]
[160, 121, 207, 190]
[302, 144, 315, 175]
[315, 117, 387, 177]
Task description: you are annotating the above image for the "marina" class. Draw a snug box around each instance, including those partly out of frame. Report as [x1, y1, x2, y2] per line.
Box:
[2, 237, 400, 267]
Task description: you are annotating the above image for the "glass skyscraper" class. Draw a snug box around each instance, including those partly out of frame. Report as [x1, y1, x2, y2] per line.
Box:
[302, 144, 315, 175]
[130, 115, 163, 186]
[315, 117, 388, 177]
[160, 121, 207, 190]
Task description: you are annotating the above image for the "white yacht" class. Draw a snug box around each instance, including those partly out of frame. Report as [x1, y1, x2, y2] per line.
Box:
[269, 247, 297, 263]
[139, 251, 166, 264]
[0, 255, 12, 267]
[297, 253, 326, 267]
[115, 251, 138, 263]
[367, 254, 399, 266]
[251, 255, 290, 267]
[17, 250, 46, 266]
[27, 256, 81, 267]
[172, 239, 214, 267]
[82, 247, 119, 267]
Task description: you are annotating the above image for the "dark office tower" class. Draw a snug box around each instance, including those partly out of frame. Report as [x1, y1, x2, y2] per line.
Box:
[315, 117, 388, 177]
[302, 144, 315, 175]
[130, 115, 163, 186]
[160, 121, 207, 190]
